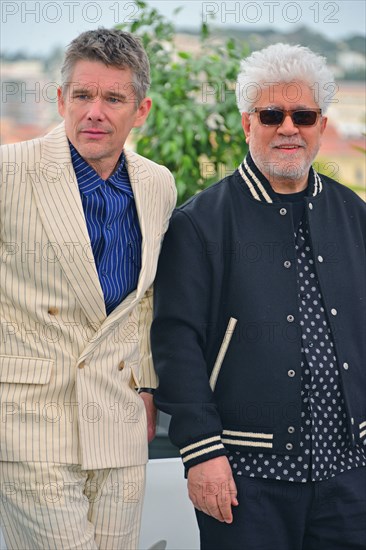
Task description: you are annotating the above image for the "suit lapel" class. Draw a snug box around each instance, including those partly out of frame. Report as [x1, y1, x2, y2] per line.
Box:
[33, 123, 106, 326]
[93, 150, 156, 324]
[126, 149, 156, 296]
[77, 150, 161, 357]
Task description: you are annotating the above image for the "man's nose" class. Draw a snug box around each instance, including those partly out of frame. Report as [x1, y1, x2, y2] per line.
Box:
[277, 114, 299, 135]
[86, 98, 105, 120]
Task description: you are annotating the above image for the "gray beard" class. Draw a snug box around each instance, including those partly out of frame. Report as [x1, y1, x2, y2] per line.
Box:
[250, 151, 312, 183]
[268, 161, 309, 181]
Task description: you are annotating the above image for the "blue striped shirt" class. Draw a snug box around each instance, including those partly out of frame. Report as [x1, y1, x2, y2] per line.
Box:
[70, 142, 142, 315]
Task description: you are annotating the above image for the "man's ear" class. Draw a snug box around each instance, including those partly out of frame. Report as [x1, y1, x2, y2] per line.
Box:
[241, 112, 251, 144]
[320, 115, 328, 135]
[57, 87, 65, 118]
[133, 97, 153, 128]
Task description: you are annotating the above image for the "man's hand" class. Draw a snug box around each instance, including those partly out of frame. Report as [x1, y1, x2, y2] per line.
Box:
[188, 456, 238, 523]
[139, 391, 157, 442]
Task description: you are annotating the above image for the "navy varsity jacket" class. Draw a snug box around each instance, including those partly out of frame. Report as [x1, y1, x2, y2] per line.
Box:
[151, 156, 366, 470]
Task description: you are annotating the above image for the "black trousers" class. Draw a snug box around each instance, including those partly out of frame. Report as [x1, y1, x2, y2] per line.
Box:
[196, 467, 366, 550]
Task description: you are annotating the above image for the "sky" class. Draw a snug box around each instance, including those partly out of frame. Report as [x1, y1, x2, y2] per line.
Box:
[1, 0, 365, 57]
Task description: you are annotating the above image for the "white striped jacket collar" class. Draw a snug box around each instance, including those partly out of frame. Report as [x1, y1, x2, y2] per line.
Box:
[237, 153, 323, 203]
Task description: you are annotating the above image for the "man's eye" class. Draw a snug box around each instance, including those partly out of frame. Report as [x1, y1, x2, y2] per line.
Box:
[108, 97, 121, 104]
[74, 94, 89, 100]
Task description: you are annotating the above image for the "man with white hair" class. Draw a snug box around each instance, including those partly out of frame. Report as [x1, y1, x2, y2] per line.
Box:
[151, 43, 366, 549]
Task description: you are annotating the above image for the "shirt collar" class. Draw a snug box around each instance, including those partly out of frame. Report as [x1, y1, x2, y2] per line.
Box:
[69, 141, 133, 197]
[237, 152, 322, 204]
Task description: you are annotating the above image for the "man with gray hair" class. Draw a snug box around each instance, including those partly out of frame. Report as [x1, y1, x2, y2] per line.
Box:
[151, 43, 366, 549]
[0, 28, 176, 549]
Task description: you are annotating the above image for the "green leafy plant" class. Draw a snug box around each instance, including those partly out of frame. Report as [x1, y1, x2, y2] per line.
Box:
[117, 1, 249, 204]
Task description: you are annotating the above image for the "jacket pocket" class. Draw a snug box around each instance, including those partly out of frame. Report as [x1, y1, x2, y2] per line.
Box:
[0, 355, 54, 384]
[209, 317, 237, 391]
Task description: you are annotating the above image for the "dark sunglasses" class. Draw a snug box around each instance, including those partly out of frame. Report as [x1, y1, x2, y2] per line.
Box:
[250, 108, 322, 127]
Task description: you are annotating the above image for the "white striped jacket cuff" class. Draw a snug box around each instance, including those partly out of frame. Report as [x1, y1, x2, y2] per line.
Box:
[180, 435, 226, 469]
[179, 429, 277, 469]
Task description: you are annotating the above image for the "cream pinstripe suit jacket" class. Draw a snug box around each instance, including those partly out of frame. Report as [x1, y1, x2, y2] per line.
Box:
[0, 123, 176, 470]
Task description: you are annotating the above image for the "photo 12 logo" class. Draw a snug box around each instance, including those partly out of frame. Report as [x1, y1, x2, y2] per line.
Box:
[201, 2, 340, 25]
[1, 1, 141, 24]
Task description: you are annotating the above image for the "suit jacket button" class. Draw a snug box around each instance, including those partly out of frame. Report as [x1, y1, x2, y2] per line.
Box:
[48, 307, 59, 315]
[78, 360, 86, 369]
[288, 369, 296, 378]
[118, 361, 125, 371]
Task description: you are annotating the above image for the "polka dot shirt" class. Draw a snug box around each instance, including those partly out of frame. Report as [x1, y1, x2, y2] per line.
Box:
[229, 208, 366, 482]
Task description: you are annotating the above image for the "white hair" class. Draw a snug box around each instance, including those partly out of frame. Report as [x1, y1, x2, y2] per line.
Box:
[236, 43, 335, 114]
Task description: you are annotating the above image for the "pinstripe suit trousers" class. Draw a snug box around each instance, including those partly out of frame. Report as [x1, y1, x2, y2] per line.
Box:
[0, 462, 146, 550]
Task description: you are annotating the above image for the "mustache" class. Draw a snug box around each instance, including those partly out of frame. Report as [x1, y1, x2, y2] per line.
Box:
[271, 139, 306, 148]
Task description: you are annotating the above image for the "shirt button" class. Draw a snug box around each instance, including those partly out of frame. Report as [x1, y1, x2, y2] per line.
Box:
[48, 307, 59, 315]
[118, 360, 125, 371]
[106, 224, 112, 230]
[102, 270, 107, 276]
[288, 370, 296, 378]
[331, 308, 337, 316]
[286, 443, 293, 451]
[343, 362, 349, 370]
[284, 260, 292, 269]
[287, 315, 294, 323]
[288, 426, 295, 434]
[78, 360, 86, 369]
[279, 208, 287, 216]
[308, 203, 313, 210]
[317, 255, 324, 263]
